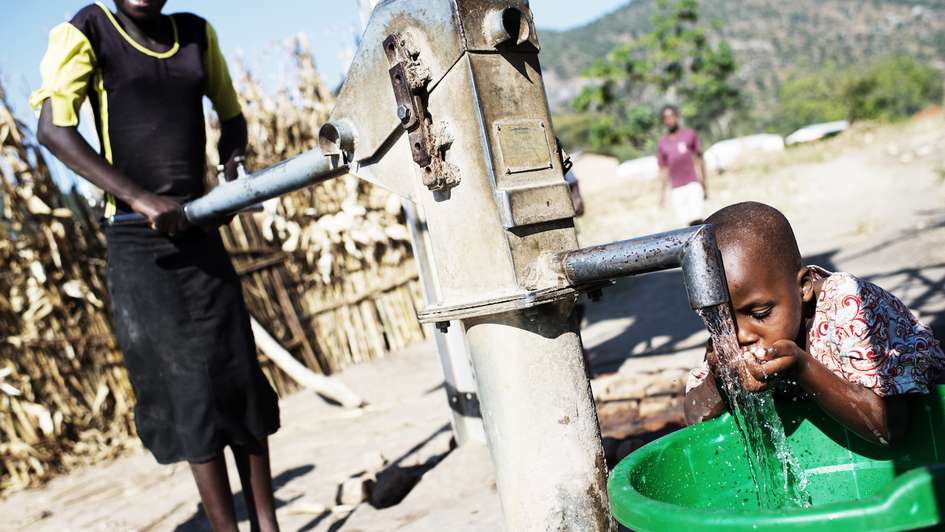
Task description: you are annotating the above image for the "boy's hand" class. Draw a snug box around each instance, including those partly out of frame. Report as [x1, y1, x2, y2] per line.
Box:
[708, 339, 801, 393]
[705, 340, 766, 392]
[705, 338, 718, 371]
[741, 340, 802, 391]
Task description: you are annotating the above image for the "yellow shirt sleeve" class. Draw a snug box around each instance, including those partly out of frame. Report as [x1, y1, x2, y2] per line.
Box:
[204, 22, 242, 122]
[29, 22, 97, 127]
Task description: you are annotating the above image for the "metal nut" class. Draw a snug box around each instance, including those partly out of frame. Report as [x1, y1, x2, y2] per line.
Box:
[397, 104, 411, 124]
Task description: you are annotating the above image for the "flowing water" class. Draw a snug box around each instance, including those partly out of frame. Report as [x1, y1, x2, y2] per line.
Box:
[698, 304, 811, 509]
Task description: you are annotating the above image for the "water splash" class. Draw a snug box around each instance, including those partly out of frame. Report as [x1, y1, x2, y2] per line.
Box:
[698, 304, 811, 509]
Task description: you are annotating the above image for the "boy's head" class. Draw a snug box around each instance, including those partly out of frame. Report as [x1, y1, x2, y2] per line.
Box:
[660, 105, 680, 131]
[706, 202, 815, 349]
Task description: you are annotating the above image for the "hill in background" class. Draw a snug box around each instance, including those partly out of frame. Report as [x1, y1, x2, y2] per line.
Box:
[538, 0, 945, 113]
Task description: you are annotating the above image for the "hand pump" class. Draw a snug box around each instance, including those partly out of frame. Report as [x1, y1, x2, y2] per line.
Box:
[106, 3, 732, 529]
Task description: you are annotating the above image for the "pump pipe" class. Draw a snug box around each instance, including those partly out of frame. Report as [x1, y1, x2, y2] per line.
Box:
[551, 224, 730, 309]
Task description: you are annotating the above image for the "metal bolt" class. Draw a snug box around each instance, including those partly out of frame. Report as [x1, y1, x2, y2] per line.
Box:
[436, 321, 450, 333]
[397, 105, 411, 124]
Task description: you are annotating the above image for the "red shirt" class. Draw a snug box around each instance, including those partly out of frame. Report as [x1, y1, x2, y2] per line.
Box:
[657, 127, 702, 188]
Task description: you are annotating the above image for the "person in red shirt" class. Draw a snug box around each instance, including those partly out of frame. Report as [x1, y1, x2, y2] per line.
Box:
[656, 105, 708, 225]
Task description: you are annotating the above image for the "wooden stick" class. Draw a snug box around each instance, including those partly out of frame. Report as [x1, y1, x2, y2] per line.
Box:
[249, 318, 365, 408]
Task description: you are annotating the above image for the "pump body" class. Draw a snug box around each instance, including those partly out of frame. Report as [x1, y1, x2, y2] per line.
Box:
[161, 2, 732, 530]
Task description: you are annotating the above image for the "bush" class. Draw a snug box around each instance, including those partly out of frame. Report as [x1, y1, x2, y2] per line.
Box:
[553, 111, 657, 161]
[773, 56, 943, 133]
[844, 56, 943, 121]
[772, 69, 847, 134]
[552, 112, 601, 155]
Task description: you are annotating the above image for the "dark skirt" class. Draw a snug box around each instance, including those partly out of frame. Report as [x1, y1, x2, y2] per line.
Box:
[104, 225, 280, 464]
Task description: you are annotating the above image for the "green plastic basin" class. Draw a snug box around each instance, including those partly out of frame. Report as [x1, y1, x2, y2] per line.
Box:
[608, 386, 945, 531]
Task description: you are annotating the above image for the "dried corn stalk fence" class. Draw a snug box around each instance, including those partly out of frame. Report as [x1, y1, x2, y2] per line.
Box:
[0, 88, 139, 494]
[0, 37, 425, 494]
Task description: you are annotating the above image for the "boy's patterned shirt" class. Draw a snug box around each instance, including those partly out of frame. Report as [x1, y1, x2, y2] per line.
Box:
[686, 266, 945, 396]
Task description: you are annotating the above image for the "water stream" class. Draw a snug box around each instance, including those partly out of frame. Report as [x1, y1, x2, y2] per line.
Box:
[698, 304, 811, 509]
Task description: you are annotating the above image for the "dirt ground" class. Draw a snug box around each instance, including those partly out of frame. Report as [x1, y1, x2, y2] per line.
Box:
[2, 116, 944, 531]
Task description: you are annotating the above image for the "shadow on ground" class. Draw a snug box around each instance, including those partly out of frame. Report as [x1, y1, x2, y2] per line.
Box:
[295, 423, 455, 532]
[582, 269, 704, 376]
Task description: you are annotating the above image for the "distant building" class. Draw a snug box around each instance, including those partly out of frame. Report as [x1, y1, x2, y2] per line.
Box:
[785, 121, 849, 146]
[568, 152, 620, 194]
[616, 156, 660, 181]
[704, 134, 785, 173]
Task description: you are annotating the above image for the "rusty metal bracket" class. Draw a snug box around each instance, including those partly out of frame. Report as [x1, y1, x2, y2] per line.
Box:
[384, 32, 460, 193]
[556, 137, 573, 174]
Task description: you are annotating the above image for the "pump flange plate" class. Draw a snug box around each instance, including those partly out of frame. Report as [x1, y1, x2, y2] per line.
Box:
[416, 281, 612, 323]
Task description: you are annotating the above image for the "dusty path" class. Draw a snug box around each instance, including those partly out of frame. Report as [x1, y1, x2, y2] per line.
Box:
[1, 340, 502, 532]
[2, 117, 944, 531]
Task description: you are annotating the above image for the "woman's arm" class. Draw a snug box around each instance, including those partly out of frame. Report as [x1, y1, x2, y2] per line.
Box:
[795, 349, 908, 446]
[36, 99, 186, 234]
[217, 113, 247, 180]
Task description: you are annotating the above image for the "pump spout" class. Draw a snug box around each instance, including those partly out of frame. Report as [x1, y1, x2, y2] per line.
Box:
[551, 224, 730, 309]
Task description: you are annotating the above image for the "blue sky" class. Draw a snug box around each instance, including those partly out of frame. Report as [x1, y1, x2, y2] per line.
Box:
[1, 0, 627, 121]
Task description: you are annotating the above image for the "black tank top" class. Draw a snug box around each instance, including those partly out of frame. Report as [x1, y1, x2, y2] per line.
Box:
[59, 3, 240, 214]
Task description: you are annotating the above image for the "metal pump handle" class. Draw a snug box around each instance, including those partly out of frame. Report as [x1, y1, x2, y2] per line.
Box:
[102, 148, 347, 227]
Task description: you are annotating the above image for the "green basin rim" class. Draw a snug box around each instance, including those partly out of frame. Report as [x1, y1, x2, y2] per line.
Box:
[609, 452, 943, 531]
[607, 386, 945, 531]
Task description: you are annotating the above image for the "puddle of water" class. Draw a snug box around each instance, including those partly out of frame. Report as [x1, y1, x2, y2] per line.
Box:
[698, 304, 811, 509]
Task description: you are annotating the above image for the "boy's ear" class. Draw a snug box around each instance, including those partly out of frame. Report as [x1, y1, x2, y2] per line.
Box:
[797, 266, 814, 303]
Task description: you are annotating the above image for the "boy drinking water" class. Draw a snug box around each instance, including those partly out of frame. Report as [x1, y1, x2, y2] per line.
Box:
[685, 202, 945, 445]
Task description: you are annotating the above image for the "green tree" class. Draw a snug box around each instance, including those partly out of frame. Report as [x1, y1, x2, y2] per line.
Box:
[572, 0, 742, 158]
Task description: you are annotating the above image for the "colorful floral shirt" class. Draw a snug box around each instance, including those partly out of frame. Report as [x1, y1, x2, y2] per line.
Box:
[686, 266, 945, 396]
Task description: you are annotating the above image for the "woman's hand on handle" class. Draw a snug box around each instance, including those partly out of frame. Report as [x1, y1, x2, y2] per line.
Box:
[130, 193, 189, 236]
[738, 340, 801, 391]
[36, 100, 193, 236]
[218, 113, 248, 181]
